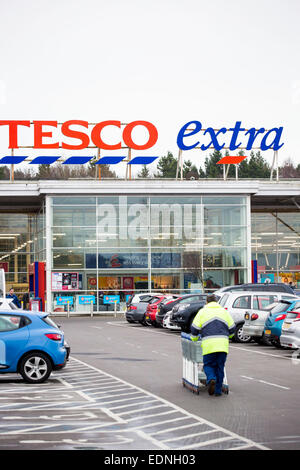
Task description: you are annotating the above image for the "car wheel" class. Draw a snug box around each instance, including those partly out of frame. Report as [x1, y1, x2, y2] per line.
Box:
[19, 352, 52, 384]
[234, 324, 252, 343]
[271, 339, 283, 348]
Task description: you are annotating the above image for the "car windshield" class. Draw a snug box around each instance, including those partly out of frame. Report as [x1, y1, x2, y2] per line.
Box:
[270, 302, 292, 314]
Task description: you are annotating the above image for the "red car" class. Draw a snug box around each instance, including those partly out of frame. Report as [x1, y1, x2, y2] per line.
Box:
[145, 295, 178, 327]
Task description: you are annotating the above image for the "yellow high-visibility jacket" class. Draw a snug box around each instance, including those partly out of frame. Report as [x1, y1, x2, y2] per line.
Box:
[190, 302, 235, 355]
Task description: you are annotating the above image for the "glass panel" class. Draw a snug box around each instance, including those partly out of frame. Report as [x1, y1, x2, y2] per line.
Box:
[52, 197, 96, 205]
[203, 248, 246, 268]
[204, 205, 246, 226]
[53, 206, 96, 227]
[203, 196, 246, 205]
[52, 228, 97, 248]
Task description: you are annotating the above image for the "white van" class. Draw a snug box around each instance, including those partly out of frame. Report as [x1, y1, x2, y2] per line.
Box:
[218, 291, 298, 343]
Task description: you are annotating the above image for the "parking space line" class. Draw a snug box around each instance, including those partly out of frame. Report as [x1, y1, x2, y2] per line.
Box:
[241, 375, 290, 390]
[118, 404, 169, 416]
[126, 410, 178, 422]
[176, 435, 233, 450]
[0, 357, 269, 450]
[162, 428, 217, 443]
[151, 421, 205, 436]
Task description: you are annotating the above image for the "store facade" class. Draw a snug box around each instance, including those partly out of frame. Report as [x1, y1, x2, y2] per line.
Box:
[0, 179, 298, 313]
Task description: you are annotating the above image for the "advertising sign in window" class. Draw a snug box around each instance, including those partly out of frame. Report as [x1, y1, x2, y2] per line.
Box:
[52, 272, 79, 291]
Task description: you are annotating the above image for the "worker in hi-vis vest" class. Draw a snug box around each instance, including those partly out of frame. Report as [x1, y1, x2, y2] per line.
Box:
[191, 294, 235, 396]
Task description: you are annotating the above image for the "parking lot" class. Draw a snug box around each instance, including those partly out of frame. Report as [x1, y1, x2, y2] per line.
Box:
[0, 316, 300, 450]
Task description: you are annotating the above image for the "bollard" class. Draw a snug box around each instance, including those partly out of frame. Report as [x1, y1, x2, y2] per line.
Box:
[114, 300, 117, 317]
[90, 300, 93, 318]
[67, 301, 70, 318]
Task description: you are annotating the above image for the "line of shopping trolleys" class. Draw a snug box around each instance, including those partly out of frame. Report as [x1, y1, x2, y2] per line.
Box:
[181, 332, 229, 394]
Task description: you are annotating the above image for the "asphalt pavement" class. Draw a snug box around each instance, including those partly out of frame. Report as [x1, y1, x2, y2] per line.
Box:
[0, 315, 299, 451]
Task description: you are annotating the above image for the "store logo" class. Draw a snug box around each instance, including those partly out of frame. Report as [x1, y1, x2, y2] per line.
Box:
[0, 119, 284, 166]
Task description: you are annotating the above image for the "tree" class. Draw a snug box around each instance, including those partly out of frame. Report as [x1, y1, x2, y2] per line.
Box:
[137, 165, 150, 178]
[183, 159, 199, 179]
[243, 151, 270, 178]
[204, 150, 223, 178]
[279, 158, 300, 178]
[155, 152, 178, 178]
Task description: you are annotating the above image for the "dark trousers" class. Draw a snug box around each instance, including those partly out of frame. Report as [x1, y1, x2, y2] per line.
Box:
[203, 352, 227, 394]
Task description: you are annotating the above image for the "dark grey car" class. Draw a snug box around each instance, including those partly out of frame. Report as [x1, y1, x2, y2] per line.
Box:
[125, 294, 156, 325]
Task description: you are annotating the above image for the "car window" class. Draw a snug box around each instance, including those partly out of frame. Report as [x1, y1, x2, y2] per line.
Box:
[178, 297, 193, 304]
[253, 295, 278, 310]
[149, 297, 161, 304]
[271, 303, 291, 314]
[0, 315, 21, 332]
[219, 294, 229, 307]
[42, 316, 59, 329]
[232, 296, 251, 309]
[282, 296, 298, 301]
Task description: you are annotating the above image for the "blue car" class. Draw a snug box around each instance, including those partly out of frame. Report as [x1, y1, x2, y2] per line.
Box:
[264, 299, 300, 348]
[0, 311, 69, 383]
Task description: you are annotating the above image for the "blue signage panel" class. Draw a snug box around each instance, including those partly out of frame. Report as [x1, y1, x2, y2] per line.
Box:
[56, 296, 73, 305]
[85, 253, 181, 269]
[78, 295, 95, 305]
[103, 295, 120, 304]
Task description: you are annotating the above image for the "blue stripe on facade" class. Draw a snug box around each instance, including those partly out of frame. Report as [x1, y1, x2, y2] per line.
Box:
[95, 157, 126, 164]
[0, 155, 159, 165]
[128, 156, 158, 165]
[63, 156, 94, 164]
[30, 156, 60, 164]
[0, 156, 27, 164]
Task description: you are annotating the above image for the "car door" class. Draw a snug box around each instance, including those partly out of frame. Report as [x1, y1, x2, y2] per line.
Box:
[0, 314, 30, 371]
[230, 295, 252, 323]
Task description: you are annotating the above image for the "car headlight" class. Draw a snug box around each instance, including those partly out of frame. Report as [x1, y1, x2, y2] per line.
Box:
[178, 304, 190, 311]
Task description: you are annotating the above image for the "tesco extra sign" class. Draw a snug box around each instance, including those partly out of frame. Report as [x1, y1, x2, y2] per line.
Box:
[0, 120, 284, 165]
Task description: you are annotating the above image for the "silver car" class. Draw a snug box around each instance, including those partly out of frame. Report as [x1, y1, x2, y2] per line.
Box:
[280, 301, 300, 349]
[243, 299, 297, 345]
[218, 291, 297, 343]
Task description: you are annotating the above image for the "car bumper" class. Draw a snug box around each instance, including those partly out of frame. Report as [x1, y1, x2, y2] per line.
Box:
[163, 316, 181, 330]
[243, 324, 264, 337]
[280, 333, 300, 349]
[126, 311, 145, 322]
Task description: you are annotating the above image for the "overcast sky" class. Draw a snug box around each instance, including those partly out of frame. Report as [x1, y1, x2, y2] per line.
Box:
[0, 0, 300, 177]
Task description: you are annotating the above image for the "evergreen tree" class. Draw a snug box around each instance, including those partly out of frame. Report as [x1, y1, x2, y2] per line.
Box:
[204, 150, 223, 177]
[137, 165, 150, 178]
[155, 152, 177, 178]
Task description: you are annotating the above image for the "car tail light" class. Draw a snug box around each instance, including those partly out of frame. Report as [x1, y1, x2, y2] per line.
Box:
[251, 314, 259, 320]
[290, 312, 300, 322]
[275, 314, 286, 322]
[129, 306, 137, 310]
[45, 333, 62, 341]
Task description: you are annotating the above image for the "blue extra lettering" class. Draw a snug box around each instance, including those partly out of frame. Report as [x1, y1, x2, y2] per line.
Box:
[260, 127, 284, 151]
[176, 120, 202, 151]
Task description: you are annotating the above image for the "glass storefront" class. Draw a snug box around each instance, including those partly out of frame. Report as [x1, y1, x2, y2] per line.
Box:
[0, 206, 45, 306]
[1, 191, 299, 314]
[252, 212, 300, 288]
[49, 195, 250, 313]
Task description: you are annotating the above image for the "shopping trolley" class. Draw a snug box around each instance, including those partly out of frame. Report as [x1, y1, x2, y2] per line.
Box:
[181, 332, 229, 394]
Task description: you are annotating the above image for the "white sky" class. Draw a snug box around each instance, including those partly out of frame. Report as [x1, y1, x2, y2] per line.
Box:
[0, 0, 300, 177]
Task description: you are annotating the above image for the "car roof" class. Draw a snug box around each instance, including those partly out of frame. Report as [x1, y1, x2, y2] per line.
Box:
[0, 310, 48, 318]
[220, 291, 297, 297]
